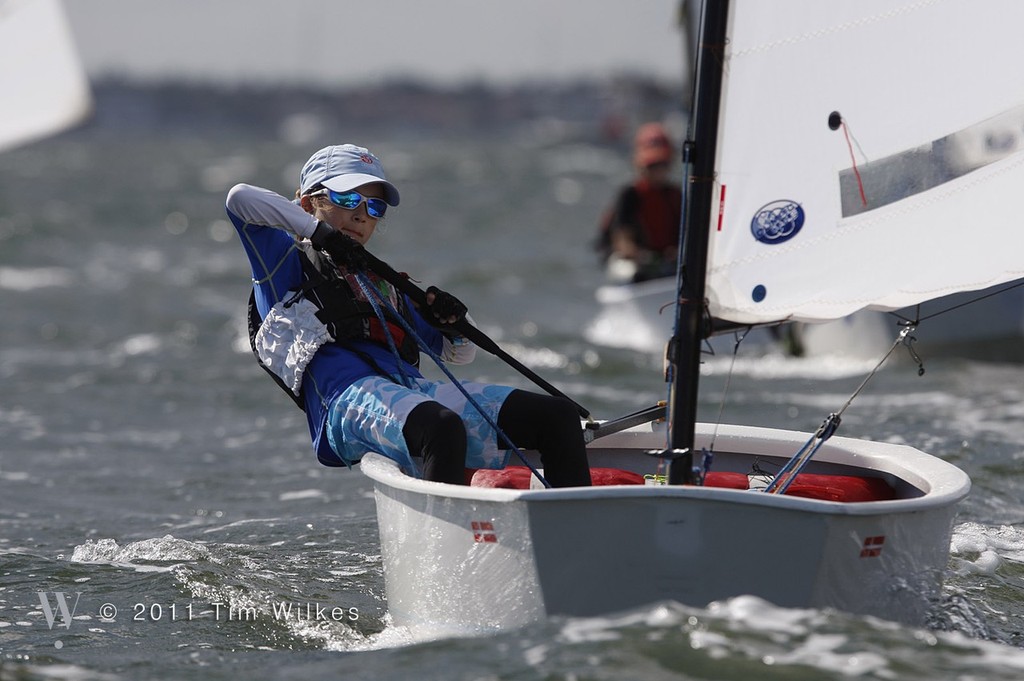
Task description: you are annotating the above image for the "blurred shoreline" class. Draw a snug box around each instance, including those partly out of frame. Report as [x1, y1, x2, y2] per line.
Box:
[71, 75, 687, 146]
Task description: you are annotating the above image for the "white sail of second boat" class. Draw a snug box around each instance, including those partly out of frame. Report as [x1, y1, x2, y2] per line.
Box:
[0, 0, 92, 153]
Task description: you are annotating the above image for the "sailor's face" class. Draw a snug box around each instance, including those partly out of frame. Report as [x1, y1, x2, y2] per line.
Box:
[308, 182, 386, 245]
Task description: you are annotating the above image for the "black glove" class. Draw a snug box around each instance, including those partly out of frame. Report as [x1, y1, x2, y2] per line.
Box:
[312, 226, 367, 271]
[425, 285, 467, 326]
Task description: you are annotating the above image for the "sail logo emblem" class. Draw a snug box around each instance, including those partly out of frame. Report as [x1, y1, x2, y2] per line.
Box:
[471, 521, 497, 543]
[860, 535, 885, 558]
[751, 200, 804, 245]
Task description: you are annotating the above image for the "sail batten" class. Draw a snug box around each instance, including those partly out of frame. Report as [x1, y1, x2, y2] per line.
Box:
[708, 0, 1024, 325]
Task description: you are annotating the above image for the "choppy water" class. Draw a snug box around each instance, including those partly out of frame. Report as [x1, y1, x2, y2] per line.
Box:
[2, 91, 1024, 680]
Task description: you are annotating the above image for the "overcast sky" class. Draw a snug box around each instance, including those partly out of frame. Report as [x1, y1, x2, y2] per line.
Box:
[61, 1, 688, 87]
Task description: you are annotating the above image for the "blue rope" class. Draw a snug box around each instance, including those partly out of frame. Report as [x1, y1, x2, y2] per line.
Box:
[352, 275, 414, 389]
[354, 272, 551, 488]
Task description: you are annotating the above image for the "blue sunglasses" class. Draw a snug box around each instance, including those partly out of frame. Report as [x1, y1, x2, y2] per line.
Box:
[312, 189, 388, 218]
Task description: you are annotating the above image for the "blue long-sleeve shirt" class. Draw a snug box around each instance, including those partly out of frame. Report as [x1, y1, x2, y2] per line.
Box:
[226, 183, 451, 465]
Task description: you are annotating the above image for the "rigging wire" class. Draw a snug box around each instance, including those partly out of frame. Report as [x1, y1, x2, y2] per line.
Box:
[708, 327, 749, 455]
[764, 324, 920, 495]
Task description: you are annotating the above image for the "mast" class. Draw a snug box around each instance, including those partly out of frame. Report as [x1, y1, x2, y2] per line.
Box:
[667, 0, 731, 485]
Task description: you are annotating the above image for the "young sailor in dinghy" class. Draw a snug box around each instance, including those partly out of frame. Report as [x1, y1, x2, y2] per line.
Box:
[594, 122, 683, 283]
[227, 144, 591, 487]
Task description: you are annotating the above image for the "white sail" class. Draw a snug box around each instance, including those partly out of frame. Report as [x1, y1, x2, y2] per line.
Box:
[0, 0, 92, 153]
[706, 0, 1024, 324]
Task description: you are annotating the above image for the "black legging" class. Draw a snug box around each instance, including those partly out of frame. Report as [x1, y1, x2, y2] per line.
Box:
[402, 389, 591, 487]
[402, 400, 467, 484]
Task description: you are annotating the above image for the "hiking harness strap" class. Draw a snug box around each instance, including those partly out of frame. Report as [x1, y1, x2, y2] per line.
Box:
[246, 246, 422, 411]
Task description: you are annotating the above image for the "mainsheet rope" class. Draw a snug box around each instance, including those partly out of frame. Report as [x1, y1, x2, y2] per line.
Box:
[887, 278, 1024, 327]
[351, 275, 415, 390]
[353, 272, 551, 488]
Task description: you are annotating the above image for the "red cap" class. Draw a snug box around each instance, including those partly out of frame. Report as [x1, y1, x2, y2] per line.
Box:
[633, 122, 673, 168]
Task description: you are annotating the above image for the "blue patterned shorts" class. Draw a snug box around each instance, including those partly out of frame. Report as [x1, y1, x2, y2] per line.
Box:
[326, 376, 515, 475]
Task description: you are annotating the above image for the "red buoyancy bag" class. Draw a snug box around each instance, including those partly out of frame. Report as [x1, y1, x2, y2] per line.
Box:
[470, 467, 894, 502]
[469, 467, 646, 488]
[775, 473, 895, 502]
[468, 467, 533, 488]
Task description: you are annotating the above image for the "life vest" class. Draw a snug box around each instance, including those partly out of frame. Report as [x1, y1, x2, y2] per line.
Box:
[247, 242, 420, 410]
[615, 180, 682, 252]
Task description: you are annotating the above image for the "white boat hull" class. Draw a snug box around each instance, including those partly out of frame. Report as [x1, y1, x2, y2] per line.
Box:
[586, 277, 1024, 359]
[797, 286, 1024, 360]
[584, 277, 791, 355]
[361, 422, 970, 637]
